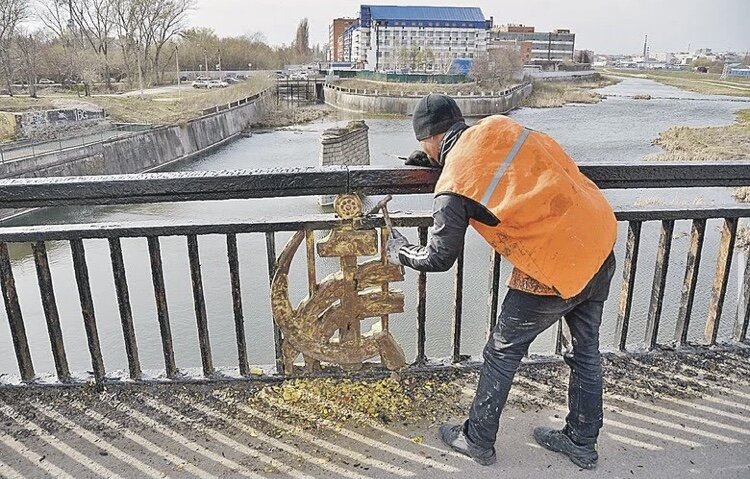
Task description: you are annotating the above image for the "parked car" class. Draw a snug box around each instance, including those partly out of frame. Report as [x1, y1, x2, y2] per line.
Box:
[192, 79, 210, 89]
[289, 71, 307, 80]
[224, 77, 239, 84]
[207, 79, 228, 88]
[38, 78, 55, 85]
[236, 74, 248, 80]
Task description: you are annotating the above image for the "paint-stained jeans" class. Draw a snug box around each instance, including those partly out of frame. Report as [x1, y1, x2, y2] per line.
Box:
[466, 253, 616, 450]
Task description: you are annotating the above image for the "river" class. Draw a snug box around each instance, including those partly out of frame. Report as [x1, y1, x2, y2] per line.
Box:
[1, 77, 749, 379]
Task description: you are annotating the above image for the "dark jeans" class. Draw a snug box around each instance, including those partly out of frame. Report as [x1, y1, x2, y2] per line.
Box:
[466, 253, 616, 449]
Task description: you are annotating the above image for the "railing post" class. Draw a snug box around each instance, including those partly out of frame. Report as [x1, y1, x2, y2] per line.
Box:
[265, 231, 284, 375]
[452, 248, 465, 363]
[734, 249, 750, 343]
[416, 226, 428, 365]
[187, 234, 213, 377]
[226, 233, 249, 376]
[705, 217, 738, 345]
[615, 221, 641, 351]
[147, 236, 177, 378]
[0, 242, 35, 381]
[70, 239, 105, 383]
[487, 252, 502, 338]
[31, 241, 70, 382]
[645, 220, 675, 350]
[108, 237, 141, 380]
[675, 219, 706, 346]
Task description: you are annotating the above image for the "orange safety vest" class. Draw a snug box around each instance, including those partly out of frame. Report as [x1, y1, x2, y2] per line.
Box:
[435, 115, 617, 299]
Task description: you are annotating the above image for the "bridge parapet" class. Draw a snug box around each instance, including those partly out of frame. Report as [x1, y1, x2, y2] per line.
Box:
[0, 164, 749, 385]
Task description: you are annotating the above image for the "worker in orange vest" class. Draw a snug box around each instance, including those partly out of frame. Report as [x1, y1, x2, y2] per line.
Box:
[387, 94, 617, 469]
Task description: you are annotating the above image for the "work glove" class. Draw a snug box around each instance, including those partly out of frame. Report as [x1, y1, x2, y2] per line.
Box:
[386, 228, 409, 265]
[404, 150, 438, 168]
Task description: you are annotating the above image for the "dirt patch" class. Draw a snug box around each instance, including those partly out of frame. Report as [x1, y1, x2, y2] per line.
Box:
[245, 371, 464, 427]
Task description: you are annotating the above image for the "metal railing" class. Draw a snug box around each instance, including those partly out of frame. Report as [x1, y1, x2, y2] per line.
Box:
[199, 87, 274, 116]
[324, 81, 531, 99]
[0, 123, 153, 165]
[0, 164, 749, 385]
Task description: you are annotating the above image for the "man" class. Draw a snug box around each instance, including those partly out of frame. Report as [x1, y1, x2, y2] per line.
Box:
[386, 94, 617, 469]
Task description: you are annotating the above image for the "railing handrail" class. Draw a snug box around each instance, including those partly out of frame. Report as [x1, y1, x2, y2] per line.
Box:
[1, 163, 750, 208]
[2, 202, 750, 242]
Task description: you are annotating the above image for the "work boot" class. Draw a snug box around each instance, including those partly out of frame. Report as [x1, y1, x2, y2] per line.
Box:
[439, 422, 496, 466]
[533, 426, 598, 469]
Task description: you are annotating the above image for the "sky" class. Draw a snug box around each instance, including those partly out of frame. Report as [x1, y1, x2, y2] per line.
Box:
[187, 0, 748, 55]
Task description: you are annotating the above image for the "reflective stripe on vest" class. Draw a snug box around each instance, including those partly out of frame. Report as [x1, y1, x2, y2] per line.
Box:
[479, 128, 530, 207]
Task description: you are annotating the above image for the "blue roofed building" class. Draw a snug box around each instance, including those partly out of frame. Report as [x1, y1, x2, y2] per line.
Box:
[345, 5, 492, 72]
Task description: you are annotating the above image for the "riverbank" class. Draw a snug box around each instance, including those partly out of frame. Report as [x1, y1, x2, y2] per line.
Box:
[250, 104, 332, 129]
[602, 68, 750, 98]
[0, 76, 273, 134]
[647, 108, 750, 161]
[521, 74, 620, 108]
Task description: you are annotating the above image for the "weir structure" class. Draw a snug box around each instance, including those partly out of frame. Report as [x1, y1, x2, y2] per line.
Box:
[0, 163, 749, 385]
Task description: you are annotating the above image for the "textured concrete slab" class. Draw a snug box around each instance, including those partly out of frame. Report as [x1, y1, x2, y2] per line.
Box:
[0, 349, 748, 478]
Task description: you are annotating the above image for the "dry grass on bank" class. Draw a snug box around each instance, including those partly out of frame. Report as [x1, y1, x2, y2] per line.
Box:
[0, 76, 273, 126]
[521, 75, 620, 108]
[604, 69, 750, 98]
[87, 76, 274, 125]
[647, 109, 750, 162]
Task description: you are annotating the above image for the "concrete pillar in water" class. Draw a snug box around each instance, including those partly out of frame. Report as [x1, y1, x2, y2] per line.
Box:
[318, 120, 371, 206]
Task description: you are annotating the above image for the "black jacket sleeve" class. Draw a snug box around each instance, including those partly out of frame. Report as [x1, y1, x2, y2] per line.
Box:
[397, 195, 470, 272]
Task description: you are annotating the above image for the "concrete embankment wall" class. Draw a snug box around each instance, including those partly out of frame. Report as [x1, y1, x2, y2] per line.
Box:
[0, 89, 273, 222]
[323, 82, 532, 117]
[0, 88, 274, 180]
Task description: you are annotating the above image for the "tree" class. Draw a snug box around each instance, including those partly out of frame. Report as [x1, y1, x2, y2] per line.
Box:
[180, 27, 218, 74]
[0, 0, 29, 95]
[14, 28, 43, 97]
[470, 47, 523, 87]
[574, 50, 592, 64]
[292, 18, 309, 60]
[69, 0, 115, 88]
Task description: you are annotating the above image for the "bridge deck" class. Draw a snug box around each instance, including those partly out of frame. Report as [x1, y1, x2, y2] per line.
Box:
[0, 348, 748, 478]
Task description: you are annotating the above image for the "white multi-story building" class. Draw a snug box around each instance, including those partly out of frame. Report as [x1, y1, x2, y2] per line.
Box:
[346, 5, 492, 72]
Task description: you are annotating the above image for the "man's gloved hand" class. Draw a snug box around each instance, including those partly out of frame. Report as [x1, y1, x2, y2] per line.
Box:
[386, 228, 409, 265]
[404, 150, 436, 168]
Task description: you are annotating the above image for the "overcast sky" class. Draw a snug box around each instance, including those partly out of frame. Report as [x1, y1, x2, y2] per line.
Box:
[188, 0, 748, 54]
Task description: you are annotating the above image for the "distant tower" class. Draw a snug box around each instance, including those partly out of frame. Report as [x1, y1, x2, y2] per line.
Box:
[642, 34, 649, 60]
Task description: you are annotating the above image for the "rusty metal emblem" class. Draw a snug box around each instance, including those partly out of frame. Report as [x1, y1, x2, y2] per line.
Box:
[271, 194, 406, 374]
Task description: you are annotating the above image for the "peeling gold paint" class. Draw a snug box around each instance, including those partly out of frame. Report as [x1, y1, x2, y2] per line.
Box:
[271, 194, 406, 374]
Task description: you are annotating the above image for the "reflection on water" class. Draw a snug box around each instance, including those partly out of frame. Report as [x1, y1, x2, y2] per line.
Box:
[1, 78, 748, 377]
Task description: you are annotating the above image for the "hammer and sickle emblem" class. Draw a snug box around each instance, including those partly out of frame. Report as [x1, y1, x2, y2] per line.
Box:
[271, 194, 407, 374]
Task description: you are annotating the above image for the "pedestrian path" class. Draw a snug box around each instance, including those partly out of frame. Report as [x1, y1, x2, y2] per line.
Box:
[0, 350, 748, 478]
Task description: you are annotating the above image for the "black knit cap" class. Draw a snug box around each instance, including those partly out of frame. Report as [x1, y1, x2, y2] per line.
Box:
[412, 94, 464, 141]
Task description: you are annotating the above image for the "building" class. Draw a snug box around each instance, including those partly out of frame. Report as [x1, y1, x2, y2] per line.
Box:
[343, 5, 492, 72]
[489, 24, 575, 69]
[329, 18, 357, 62]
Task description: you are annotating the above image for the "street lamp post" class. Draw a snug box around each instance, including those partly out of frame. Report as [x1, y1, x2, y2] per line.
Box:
[175, 44, 181, 101]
